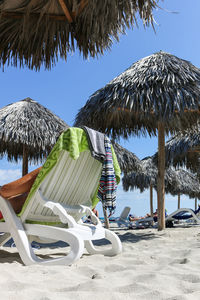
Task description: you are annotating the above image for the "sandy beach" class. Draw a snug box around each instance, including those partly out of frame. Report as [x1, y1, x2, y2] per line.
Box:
[0, 224, 200, 300]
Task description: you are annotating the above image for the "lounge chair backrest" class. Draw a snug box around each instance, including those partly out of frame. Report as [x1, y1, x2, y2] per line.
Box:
[21, 149, 102, 222]
[119, 206, 131, 221]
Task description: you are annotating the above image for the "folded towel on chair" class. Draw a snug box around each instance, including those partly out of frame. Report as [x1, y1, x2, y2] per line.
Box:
[80, 126, 105, 162]
[81, 126, 117, 215]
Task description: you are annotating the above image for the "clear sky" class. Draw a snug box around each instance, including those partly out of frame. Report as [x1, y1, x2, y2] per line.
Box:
[0, 0, 199, 217]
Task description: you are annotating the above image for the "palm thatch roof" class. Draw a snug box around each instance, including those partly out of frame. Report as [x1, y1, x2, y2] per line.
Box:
[166, 169, 200, 199]
[158, 124, 200, 173]
[122, 161, 151, 192]
[75, 51, 200, 138]
[0, 0, 160, 70]
[122, 157, 200, 199]
[122, 156, 159, 192]
[0, 97, 68, 166]
[112, 141, 142, 174]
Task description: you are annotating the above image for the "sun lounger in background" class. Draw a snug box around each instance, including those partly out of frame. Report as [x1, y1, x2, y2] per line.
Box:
[135, 217, 154, 228]
[116, 206, 131, 227]
[166, 207, 200, 225]
[0, 127, 122, 266]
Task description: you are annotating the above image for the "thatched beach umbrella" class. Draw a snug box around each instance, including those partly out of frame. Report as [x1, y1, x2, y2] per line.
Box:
[0, 97, 68, 176]
[165, 169, 200, 200]
[75, 51, 200, 230]
[123, 159, 200, 213]
[164, 169, 200, 211]
[122, 157, 155, 192]
[122, 156, 183, 216]
[122, 156, 156, 216]
[112, 141, 142, 174]
[0, 0, 160, 70]
[161, 124, 200, 174]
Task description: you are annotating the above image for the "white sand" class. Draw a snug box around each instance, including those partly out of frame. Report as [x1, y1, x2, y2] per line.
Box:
[0, 224, 200, 300]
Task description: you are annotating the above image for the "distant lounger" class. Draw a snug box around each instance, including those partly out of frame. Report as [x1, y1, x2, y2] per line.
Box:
[135, 217, 154, 228]
[114, 206, 131, 228]
[166, 207, 200, 224]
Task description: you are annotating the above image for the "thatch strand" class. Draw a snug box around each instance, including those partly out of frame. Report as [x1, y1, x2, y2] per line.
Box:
[75, 51, 200, 138]
[0, 0, 160, 70]
[0, 97, 69, 164]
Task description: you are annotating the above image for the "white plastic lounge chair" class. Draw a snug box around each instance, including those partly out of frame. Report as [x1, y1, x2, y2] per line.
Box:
[116, 206, 131, 227]
[0, 127, 122, 266]
[135, 217, 154, 228]
[166, 207, 200, 224]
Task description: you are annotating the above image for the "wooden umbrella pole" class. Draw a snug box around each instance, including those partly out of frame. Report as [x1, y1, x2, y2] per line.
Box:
[150, 183, 153, 217]
[157, 122, 166, 230]
[178, 193, 180, 209]
[22, 144, 28, 176]
[103, 206, 110, 229]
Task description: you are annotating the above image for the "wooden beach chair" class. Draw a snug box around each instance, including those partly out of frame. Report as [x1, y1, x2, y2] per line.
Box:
[0, 127, 122, 266]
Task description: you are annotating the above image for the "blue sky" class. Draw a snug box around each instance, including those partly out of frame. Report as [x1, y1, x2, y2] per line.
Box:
[0, 0, 199, 217]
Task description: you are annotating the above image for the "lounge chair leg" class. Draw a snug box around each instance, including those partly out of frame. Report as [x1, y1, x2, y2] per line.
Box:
[0, 199, 85, 265]
[22, 225, 85, 266]
[84, 229, 122, 256]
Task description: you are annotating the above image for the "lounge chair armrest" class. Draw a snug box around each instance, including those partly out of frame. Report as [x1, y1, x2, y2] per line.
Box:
[44, 201, 77, 227]
[62, 204, 101, 226]
[60, 204, 88, 214]
[36, 190, 77, 227]
[38, 190, 89, 215]
[36, 190, 101, 226]
[81, 206, 101, 226]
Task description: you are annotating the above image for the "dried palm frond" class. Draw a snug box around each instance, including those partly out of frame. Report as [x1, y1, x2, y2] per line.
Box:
[0, 0, 161, 70]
